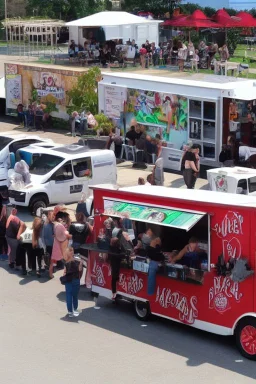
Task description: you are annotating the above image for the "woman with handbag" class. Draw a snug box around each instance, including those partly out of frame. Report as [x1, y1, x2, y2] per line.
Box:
[62, 247, 83, 318]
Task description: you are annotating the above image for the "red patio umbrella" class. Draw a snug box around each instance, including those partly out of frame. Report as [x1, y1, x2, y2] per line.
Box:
[162, 10, 222, 28]
[236, 11, 256, 27]
[212, 9, 240, 27]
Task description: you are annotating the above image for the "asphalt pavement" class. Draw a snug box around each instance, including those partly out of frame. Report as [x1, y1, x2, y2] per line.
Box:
[0, 118, 255, 383]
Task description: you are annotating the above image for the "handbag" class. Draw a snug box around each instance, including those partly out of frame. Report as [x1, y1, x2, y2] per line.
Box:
[60, 273, 73, 285]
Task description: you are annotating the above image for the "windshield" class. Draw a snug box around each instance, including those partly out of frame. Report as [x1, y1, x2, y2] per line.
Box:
[30, 154, 63, 175]
[0, 137, 13, 152]
[249, 176, 256, 193]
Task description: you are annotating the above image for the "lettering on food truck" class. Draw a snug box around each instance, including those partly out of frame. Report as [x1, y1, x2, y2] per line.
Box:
[213, 211, 243, 239]
[212, 211, 244, 261]
[155, 287, 198, 324]
[92, 261, 111, 287]
[209, 276, 242, 313]
[119, 273, 144, 295]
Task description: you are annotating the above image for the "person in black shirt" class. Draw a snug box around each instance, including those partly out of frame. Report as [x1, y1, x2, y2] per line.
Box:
[69, 212, 92, 252]
[109, 237, 124, 301]
[125, 126, 137, 145]
[181, 145, 200, 189]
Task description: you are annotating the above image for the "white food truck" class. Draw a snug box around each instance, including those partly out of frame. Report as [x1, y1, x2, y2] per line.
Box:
[98, 72, 256, 171]
[8, 144, 116, 214]
[207, 167, 256, 195]
[0, 132, 53, 188]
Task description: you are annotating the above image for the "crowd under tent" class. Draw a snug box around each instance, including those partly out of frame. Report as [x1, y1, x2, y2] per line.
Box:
[66, 11, 162, 47]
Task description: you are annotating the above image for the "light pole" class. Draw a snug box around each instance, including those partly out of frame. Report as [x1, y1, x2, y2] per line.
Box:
[5, 0, 8, 47]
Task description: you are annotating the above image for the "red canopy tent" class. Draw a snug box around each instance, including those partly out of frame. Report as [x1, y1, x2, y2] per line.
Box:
[162, 10, 222, 28]
[236, 11, 256, 27]
[212, 9, 240, 27]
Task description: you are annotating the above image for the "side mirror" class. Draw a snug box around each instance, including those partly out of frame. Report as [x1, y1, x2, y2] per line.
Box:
[9, 152, 15, 169]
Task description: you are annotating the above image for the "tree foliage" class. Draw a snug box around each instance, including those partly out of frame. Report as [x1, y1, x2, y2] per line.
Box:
[26, 0, 111, 21]
[67, 67, 101, 115]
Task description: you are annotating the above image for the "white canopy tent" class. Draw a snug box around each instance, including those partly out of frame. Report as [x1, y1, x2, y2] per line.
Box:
[66, 11, 162, 47]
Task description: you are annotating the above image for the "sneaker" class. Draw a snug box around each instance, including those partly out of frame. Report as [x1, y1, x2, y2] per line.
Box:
[73, 310, 80, 317]
[74, 308, 82, 313]
[27, 270, 37, 276]
[68, 312, 74, 318]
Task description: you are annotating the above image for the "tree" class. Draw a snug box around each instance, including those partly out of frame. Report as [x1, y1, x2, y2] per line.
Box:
[26, 0, 107, 20]
[67, 67, 101, 115]
[204, 7, 216, 17]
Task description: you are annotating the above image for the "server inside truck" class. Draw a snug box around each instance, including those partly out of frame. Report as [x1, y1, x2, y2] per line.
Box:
[101, 201, 209, 285]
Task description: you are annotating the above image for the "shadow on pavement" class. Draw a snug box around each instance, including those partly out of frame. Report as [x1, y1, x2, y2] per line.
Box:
[62, 295, 256, 379]
[0, 261, 53, 285]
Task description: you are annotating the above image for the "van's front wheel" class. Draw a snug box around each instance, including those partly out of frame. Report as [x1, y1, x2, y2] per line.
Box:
[235, 317, 256, 360]
[29, 197, 48, 216]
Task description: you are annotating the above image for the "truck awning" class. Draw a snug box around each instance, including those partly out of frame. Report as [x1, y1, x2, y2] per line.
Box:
[103, 199, 206, 232]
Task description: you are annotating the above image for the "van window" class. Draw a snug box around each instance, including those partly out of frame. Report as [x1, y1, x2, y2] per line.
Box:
[248, 176, 256, 193]
[52, 161, 73, 181]
[73, 157, 92, 178]
[0, 137, 13, 151]
[237, 179, 248, 194]
[30, 154, 63, 175]
[9, 139, 41, 154]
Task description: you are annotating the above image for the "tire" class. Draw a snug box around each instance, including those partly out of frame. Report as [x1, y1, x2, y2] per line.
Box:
[30, 198, 47, 216]
[134, 300, 151, 321]
[235, 317, 256, 360]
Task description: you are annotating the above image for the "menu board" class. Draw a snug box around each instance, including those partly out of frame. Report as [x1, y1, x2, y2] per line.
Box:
[104, 199, 204, 231]
[105, 85, 127, 118]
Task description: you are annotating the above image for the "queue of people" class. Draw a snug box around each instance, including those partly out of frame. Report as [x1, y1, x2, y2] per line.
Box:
[0, 198, 93, 317]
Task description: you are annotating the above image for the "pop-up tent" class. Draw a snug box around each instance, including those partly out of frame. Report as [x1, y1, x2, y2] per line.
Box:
[66, 11, 162, 47]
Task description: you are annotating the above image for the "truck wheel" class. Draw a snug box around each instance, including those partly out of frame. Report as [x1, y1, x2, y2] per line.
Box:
[30, 199, 47, 216]
[134, 300, 150, 321]
[235, 317, 256, 360]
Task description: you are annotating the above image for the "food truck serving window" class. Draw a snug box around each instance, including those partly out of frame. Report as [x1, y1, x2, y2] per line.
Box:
[104, 199, 206, 231]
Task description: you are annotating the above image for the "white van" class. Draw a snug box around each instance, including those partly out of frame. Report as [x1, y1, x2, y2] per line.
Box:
[8, 144, 117, 214]
[0, 132, 53, 188]
[207, 167, 256, 196]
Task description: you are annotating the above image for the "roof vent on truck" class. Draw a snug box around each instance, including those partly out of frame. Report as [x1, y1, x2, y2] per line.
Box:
[52, 144, 90, 155]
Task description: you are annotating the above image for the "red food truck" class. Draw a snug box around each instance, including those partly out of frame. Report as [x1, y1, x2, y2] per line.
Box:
[83, 184, 256, 359]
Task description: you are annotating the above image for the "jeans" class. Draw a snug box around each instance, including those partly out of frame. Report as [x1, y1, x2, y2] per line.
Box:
[147, 260, 159, 295]
[65, 278, 80, 312]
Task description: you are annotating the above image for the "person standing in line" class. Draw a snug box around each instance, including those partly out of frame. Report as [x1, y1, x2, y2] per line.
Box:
[63, 247, 83, 318]
[182, 145, 200, 189]
[6, 205, 26, 269]
[0, 205, 8, 259]
[69, 212, 92, 253]
[42, 210, 54, 269]
[30, 217, 44, 277]
[49, 209, 71, 279]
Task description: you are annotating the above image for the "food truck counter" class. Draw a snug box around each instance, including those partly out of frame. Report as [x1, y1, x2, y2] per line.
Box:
[81, 243, 207, 285]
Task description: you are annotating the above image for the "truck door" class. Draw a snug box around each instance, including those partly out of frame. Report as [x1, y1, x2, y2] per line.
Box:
[71, 157, 92, 200]
[48, 161, 75, 204]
